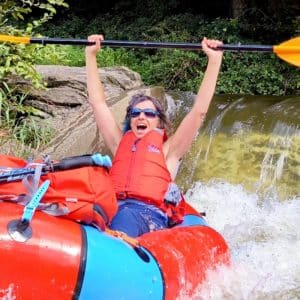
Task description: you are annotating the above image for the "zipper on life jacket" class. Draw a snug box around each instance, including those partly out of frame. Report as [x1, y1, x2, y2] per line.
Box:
[125, 139, 140, 192]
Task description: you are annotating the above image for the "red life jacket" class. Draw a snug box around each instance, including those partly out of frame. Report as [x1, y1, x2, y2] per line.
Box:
[110, 129, 185, 225]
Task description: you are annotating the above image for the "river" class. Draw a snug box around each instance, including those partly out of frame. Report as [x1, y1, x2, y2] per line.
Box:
[167, 92, 300, 299]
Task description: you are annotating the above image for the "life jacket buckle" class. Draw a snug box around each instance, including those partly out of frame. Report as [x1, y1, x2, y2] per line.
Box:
[164, 182, 181, 207]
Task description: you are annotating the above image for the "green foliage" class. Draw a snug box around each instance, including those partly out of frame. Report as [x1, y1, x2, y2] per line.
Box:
[0, 0, 68, 86]
[39, 12, 298, 96]
[12, 118, 53, 149]
[96, 48, 138, 68]
[34, 44, 69, 65]
[0, 82, 53, 148]
[133, 50, 203, 91]
[237, 1, 299, 44]
[0, 0, 67, 148]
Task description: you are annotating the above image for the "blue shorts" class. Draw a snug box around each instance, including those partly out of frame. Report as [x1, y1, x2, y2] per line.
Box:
[109, 199, 168, 238]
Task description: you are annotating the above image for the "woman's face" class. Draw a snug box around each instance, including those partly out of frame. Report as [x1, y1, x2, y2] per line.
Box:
[130, 100, 160, 138]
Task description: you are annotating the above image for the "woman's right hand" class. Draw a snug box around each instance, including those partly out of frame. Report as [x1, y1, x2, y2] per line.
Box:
[85, 34, 104, 56]
[201, 37, 223, 63]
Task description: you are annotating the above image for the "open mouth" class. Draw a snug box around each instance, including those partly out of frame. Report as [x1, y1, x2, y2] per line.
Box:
[136, 124, 147, 132]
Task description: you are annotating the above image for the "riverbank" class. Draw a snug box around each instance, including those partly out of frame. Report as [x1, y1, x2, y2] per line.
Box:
[0, 65, 166, 158]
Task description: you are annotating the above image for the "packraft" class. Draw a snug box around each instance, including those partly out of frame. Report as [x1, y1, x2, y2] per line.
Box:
[0, 200, 230, 299]
[0, 155, 230, 300]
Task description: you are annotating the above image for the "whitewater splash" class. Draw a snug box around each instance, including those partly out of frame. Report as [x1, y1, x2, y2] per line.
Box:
[0, 284, 16, 300]
[184, 180, 300, 300]
[166, 92, 300, 299]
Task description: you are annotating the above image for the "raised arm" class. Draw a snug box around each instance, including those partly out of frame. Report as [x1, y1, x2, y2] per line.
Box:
[164, 38, 223, 164]
[85, 35, 123, 155]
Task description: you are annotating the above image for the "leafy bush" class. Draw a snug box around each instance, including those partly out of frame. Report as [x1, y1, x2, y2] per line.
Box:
[0, 0, 67, 148]
[0, 82, 53, 149]
[0, 0, 68, 87]
[39, 13, 299, 95]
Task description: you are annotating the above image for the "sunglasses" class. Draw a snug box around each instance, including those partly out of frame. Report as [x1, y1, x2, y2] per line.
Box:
[130, 107, 160, 118]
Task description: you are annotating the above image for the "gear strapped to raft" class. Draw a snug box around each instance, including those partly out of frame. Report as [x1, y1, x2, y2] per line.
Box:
[0, 153, 118, 231]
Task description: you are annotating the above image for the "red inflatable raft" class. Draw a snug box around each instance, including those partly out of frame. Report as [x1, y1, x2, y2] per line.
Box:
[0, 201, 229, 299]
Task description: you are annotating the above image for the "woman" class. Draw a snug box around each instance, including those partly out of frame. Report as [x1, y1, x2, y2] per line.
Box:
[86, 35, 223, 237]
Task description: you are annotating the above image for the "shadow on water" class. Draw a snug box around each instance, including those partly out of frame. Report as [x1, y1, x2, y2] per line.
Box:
[167, 92, 300, 200]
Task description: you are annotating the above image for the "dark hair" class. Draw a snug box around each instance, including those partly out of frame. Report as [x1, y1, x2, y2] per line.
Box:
[123, 94, 171, 133]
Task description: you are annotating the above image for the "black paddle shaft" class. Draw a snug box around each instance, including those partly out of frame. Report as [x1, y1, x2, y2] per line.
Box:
[30, 38, 273, 52]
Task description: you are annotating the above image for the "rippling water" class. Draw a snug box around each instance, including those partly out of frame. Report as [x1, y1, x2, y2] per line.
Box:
[171, 94, 300, 199]
[168, 92, 300, 299]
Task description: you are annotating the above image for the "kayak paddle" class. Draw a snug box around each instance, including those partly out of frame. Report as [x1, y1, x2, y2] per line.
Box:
[0, 34, 299, 67]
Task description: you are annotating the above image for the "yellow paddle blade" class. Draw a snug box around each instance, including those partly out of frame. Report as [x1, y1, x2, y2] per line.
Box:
[0, 35, 30, 44]
[273, 36, 300, 67]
